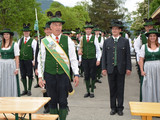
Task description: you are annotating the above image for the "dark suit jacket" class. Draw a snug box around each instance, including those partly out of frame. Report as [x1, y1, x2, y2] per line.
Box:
[102, 36, 132, 74]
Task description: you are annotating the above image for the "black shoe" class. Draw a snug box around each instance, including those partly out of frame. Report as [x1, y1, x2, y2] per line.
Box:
[84, 93, 90, 98]
[21, 91, 28, 96]
[117, 111, 123, 116]
[110, 109, 116, 115]
[43, 108, 49, 113]
[95, 79, 102, 83]
[34, 84, 40, 88]
[27, 90, 32, 96]
[90, 93, 94, 98]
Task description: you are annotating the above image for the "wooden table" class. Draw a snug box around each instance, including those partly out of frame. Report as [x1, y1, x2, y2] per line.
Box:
[0, 97, 51, 120]
[129, 102, 160, 120]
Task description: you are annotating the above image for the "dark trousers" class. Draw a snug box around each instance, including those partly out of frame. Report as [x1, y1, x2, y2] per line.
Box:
[44, 72, 69, 109]
[43, 88, 49, 110]
[107, 66, 125, 111]
[82, 58, 97, 80]
[20, 60, 33, 79]
[82, 58, 96, 93]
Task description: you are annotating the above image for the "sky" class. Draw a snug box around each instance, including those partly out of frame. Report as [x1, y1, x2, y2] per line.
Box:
[55, 0, 144, 13]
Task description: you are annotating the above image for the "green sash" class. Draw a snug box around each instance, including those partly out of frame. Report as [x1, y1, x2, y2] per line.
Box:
[42, 36, 71, 79]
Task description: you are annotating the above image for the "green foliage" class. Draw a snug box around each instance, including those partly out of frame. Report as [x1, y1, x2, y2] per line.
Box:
[0, 0, 44, 37]
[149, 0, 160, 16]
[88, 0, 126, 31]
[46, 1, 90, 30]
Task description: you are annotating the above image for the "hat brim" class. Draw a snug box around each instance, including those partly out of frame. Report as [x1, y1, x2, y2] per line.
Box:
[145, 32, 160, 37]
[84, 26, 94, 29]
[0, 31, 14, 36]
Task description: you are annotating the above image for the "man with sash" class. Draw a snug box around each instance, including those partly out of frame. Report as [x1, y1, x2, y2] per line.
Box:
[78, 22, 101, 98]
[134, 18, 154, 101]
[38, 11, 79, 120]
[18, 23, 37, 96]
[102, 20, 131, 116]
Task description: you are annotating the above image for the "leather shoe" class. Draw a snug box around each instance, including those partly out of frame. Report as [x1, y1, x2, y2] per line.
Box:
[20, 91, 28, 96]
[95, 79, 102, 83]
[43, 108, 49, 113]
[117, 111, 123, 116]
[110, 109, 116, 115]
[90, 93, 94, 98]
[84, 93, 90, 98]
[27, 90, 32, 96]
[34, 84, 40, 88]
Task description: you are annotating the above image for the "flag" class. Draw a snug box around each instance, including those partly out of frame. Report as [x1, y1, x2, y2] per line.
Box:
[34, 20, 39, 31]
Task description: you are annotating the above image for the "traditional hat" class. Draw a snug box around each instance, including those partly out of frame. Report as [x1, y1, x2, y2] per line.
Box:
[22, 23, 32, 31]
[143, 18, 155, 26]
[145, 29, 160, 37]
[110, 20, 123, 28]
[0, 28, 14, 36]
[47, 11, 65, 25]
[84, 21, 94, 29]
[75, 28, 81, 34]
[43, 22, 50, 29]
[63, 29, 71, 35]
[34, 33, 41, 37]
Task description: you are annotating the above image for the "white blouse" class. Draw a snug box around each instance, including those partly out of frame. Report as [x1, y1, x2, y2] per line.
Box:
[1, 42, 20, 56]
[139, 44, 159, 58]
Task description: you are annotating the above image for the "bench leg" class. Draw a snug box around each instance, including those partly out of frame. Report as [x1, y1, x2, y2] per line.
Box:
[15, 113, 19, 120]
[147, 116, 152, 120]
[29, 113, 32, 120]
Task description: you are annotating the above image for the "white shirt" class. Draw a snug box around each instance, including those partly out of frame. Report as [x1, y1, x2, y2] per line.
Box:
[139, 44, 159, 58]
[18, 36, 37, 59]
[38, 34, 79, 78]
[1, 42, 19, 56]
[79, 34, 101, 61]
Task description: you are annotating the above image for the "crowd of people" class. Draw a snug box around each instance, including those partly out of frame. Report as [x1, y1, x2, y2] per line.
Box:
[0, 10, 160, 120]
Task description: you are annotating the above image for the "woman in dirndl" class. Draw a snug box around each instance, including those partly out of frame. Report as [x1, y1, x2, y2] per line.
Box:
[0, 28, 20, 97]
[139, 29, 160, 102]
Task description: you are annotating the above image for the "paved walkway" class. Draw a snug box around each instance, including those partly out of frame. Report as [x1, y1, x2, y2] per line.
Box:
[19, 58, 159, 120]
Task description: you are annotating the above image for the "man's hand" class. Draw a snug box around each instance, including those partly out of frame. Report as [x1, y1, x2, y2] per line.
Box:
[141, 71, 146, 76]
[78, 50, 83, 55]
[102, 70, 107, 76]
[38, 77, 46, 88]
[96, 61, 100, 66]
[73, 76, 79, 87]
[35, 69, 38, 76]
[126, 70, 131, 75]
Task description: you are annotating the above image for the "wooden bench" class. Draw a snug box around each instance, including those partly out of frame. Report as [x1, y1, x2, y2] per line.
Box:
[129, 102, 160, 120]
[0, 113, 59, 120]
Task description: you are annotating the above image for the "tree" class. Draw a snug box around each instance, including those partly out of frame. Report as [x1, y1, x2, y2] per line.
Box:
[45, 1, 90, 30]
[88, 0, 126, 31]
[0, 0, 45, 36]
[149, 0, 160, 16]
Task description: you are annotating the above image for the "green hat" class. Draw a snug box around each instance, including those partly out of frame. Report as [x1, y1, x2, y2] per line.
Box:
[143, 18, 154, 26]
[145, 29, 160, 37]
[63, 29, 71, 35]
[110, 20, 123, 28]
[22, 23, 32, 31]
[0, 28, 14, 36]
[43, 23, 50, 29]
[75, 28, 81, 34]
[71, 36, 77, 40]
[91, 31, 95, 34]
[84, 21, 94, 29]
[47, 11, 65, 25]
[93, 27, 101, 31]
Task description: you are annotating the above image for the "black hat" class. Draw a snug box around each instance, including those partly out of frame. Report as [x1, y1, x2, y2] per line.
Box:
[143, 18, 155, 26]
[84, 21, 94, 29]
[0, 28, 14, 36]
[22, 23, 32, 31]
[47, 11, 65, 25]
[110, 20, 123, 28]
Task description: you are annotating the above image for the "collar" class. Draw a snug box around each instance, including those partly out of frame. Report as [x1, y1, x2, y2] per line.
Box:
[24, 36, 30, 40]
[51, 34, 61, 41]
[112, 36, 120, 41]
